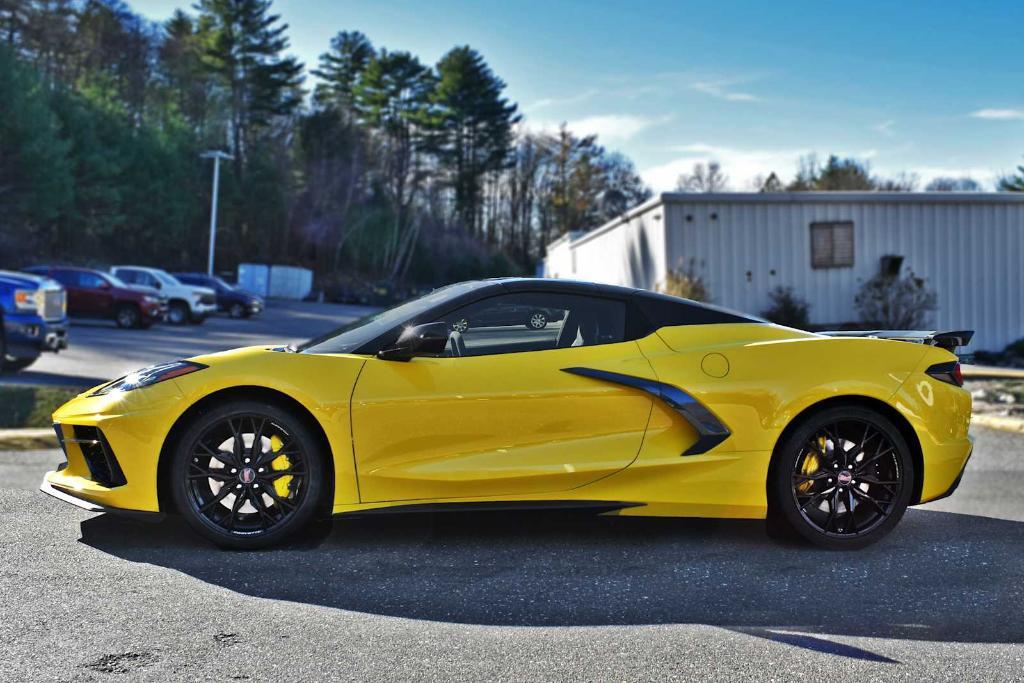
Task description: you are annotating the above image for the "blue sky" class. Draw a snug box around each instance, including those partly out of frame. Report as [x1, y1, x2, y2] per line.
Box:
[136, 0, 1024, 190]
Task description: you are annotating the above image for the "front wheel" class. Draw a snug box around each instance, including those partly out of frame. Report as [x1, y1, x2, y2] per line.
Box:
[2, 355, 36, 373]
[168, 301, 189, 325]
[768, 406, 914, 550]
[170, 401, 324, 549]
[229, 302, 246, 319]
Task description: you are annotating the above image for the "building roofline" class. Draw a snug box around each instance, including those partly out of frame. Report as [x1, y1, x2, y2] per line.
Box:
[659, 191, 1024, 204]
[563, 191, 1024, 250]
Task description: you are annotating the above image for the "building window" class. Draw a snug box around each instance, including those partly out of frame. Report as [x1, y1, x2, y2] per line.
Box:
[810, 221, 854, 268]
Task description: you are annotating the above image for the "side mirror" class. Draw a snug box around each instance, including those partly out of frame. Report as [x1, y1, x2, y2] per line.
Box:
[378, 322, 449, 362]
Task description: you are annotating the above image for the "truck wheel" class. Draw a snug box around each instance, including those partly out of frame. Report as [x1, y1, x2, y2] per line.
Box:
[116, 304, 141, 329]
[168, 301, 189, 325]
[2, 356, 36, 373]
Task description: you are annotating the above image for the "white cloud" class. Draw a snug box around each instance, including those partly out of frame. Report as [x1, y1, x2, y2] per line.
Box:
[525, 114, 669, 142]
[970, 108, 1024, 120]
[691, 80, 759, 102]
[874, 120, 896, 136]
[643, 144, 805, 191]
[643, 144, 902, 192]
[524, 88, 599, 112]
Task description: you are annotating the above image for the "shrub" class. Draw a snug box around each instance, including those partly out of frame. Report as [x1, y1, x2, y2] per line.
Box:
[659, 263, 710, 302]
[854, 270, 937, 329]
[761, 286, 811, 328]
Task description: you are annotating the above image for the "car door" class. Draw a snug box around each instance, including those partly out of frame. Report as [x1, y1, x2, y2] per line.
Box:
[350, 292, 656, 502]
[78, 271, 114, 318]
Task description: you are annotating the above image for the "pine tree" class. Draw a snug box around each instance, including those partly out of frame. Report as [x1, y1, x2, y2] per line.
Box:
[354, 49, 435, 279]
[195, 0, 303, 167]
[312, 30, 374, 113]
[428, 46, 519, 236]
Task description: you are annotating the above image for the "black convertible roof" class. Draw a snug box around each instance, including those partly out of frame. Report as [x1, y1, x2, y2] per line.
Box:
[466, 277, 762, 325]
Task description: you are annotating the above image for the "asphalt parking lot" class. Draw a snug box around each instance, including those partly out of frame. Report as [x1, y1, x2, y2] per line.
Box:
[1, 426, 1022, 681]
[4, 300, 374, 388]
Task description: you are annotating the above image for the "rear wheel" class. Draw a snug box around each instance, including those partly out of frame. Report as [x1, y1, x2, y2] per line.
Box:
[170, 401, 324, 549]
[115, 303, 141, 329]
[526, 311, 548, 330]
[768, 406, 914, 549]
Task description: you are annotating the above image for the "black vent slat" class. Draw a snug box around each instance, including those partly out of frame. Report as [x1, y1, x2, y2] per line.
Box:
[72, 426, 127, 488]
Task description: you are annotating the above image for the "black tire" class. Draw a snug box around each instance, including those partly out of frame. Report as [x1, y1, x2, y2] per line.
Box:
[768, 406, 914, 550]
[229, 302, 246, 319]
[1, 322, 36, 373]
[168, 301, 189, 325]
[2, 356, 36, 373]
[115, 303, 141, 329]
[170, 400, 325, 550]
[526, 311, 548, 330]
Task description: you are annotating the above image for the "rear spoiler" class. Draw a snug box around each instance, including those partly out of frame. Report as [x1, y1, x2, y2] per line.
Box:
[818, 330, 974, 353]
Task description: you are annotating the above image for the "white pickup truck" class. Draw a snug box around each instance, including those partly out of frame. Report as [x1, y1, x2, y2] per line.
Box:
[110, 266, 217, 325]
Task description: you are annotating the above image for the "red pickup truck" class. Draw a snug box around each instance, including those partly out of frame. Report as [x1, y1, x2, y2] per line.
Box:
[24, 266, 167, 329]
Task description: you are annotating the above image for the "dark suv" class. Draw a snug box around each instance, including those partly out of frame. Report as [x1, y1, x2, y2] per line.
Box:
[174, 273, 264, 319]
[24, 266, 166, 329]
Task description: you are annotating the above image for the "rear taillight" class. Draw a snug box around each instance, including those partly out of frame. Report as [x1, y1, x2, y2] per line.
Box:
[926, 361, 963, 387]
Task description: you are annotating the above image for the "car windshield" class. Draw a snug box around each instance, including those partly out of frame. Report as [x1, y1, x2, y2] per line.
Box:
[155, 270, 180, 286]
[300, 281, 485, 355]
[105, 272, 129, 288]
[213, 276, 235, 291]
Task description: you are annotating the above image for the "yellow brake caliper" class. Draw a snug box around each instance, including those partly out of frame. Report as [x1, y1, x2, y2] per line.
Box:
[797, 438, 824, 494]
[268, 435, 293, 499]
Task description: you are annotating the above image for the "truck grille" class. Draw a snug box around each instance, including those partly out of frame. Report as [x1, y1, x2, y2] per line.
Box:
[40, 288, 66, 321]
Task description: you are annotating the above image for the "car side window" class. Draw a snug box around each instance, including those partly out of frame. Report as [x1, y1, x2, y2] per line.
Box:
[52, 270, 80, 287]
[79, 272, 105, 289]
[115, 269, 137, 284]
[434, 292, 626, 358]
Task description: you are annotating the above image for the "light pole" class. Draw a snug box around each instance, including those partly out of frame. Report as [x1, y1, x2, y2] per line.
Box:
[200, 150, 233, 276]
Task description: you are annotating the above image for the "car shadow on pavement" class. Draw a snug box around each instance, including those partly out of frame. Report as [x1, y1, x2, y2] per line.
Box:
[80, 507, 1024, 646]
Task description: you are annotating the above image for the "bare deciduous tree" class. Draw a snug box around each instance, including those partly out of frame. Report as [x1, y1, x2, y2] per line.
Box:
[675, 161, 728, 192]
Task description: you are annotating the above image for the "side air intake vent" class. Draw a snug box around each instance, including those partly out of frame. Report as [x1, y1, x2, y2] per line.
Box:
[72, 426, 127, 488]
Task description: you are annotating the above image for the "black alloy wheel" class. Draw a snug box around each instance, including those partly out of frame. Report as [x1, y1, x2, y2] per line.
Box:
[171, 401, 324, 549]
[116, 304, 141, 329]
[769, 406, 914, 549]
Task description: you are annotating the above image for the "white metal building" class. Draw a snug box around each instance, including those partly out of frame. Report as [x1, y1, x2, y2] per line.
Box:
[544, 192, 1024, 351]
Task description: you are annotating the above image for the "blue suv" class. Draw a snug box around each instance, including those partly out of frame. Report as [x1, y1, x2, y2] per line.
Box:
[1, 270, 69, 372]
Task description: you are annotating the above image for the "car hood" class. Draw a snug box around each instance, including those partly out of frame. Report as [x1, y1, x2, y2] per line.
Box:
[1, 270, 58, 290]
[125, 284, 162, 297]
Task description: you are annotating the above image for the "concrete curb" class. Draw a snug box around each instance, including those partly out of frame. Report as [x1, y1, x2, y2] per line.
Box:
[971, 414, 1024, 434]
[0, 428, 57, 451]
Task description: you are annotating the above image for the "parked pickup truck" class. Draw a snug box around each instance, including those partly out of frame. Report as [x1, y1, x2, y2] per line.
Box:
[0, 270, 69, 372]
[24, 265, 167, 329]
[110, 266, 217, 325]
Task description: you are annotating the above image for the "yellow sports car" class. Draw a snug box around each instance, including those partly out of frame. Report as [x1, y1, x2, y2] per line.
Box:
[41, 279, 973, 549]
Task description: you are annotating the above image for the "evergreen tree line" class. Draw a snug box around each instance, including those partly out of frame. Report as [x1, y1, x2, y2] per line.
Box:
[0, 0, 650, 288]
